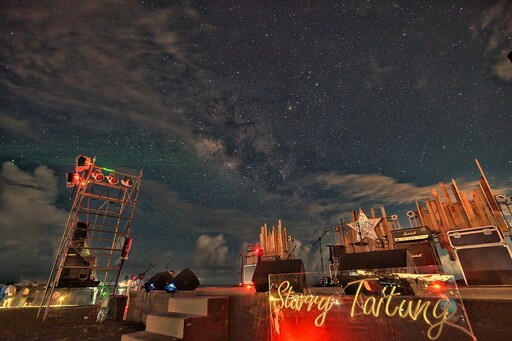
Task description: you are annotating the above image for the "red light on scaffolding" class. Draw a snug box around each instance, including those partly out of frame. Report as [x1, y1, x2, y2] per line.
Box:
[75, 155, 92, 172]
[91, 170, 104, 181]
[121, 176, 133, 187]
[106, 174, 119, 185]
[121, 237, 133, 261]
[66, 172, 80, 188]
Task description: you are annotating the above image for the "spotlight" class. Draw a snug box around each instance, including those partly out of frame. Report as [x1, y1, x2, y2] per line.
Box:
[66, 172, 80, 188]
[164, 282, 177, 293]
[121, 176, 133, 187]
[106, 174, 119, 185]
[91, 170, 104, 181]
[75, 155, 92, 172]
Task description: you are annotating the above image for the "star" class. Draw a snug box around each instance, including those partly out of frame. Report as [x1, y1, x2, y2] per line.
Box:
[347, 209, 381, 242]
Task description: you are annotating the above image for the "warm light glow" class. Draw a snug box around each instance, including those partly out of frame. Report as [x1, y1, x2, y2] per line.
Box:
[121, 176, 133, 187]
[106, 174, 119, 185]
[91, 170, 104, 181]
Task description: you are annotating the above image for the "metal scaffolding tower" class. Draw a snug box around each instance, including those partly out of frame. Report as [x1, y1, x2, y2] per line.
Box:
[38, 156, 142, 320]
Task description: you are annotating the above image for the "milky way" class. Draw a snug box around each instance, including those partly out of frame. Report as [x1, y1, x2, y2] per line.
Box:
[1, 1, 511, 284]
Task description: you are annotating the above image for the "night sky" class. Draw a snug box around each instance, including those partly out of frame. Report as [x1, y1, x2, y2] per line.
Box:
[1, 1, 511, 284]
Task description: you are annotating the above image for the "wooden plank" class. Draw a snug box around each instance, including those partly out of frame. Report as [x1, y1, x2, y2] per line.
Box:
[440, 182, 463, 228]
[428, 196, 455, 260]
[424, 198, 441, 233]
[451, 179, 473, 227]
[431, 190, 455, 257]
[442, 202, 456, 229]
[379, 206, 394, 249]
[475, 159, 508, 232]
[439, 182, 453, 205]
[459, 191, 479, 228]
[474, 187, 498, 226]
[470, 190, 487, 227]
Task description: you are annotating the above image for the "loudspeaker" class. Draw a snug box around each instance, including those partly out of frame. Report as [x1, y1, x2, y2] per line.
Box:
[337, 249, 407, 270]
[172, 268, 200, 291]
[448, 226, 512, 285]
[145, 271, 175, 291]
[405, 241, 441, 273]
[108, 295, 128, 321]
[252, 259, 306, 293]
[58, 252, 99, 287]
[71, 222, 88, 250]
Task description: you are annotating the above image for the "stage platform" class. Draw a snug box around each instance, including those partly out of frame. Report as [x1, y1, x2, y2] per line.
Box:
[125, 285, 512, 341]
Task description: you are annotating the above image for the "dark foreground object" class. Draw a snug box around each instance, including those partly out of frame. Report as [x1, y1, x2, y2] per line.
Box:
[0, 306, 144, 341]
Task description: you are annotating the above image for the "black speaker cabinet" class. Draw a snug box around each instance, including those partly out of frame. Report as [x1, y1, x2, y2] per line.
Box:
[252, 259, 306, 293]
[145, 271, 175, 291]
[173, 268, 200, 291]
[108, 295, 128, 321]
[57, 251, 99, 287]
[145, 269, 200, 292]
[448, 226, 512, 285]
[404, 241, 441, 273]
[338, 249, 407, 271]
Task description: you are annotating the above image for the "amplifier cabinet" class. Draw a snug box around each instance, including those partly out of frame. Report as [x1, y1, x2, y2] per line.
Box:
[447, 226, 512, 285]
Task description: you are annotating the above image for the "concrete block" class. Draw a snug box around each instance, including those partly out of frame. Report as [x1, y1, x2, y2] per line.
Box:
[146, 312, 207, 338]
[121, 330, 180, 341]
[167, 296, 211, 315]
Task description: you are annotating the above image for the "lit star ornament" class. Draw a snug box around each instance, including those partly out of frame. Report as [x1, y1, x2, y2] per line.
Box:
[347, 209, 381, 242]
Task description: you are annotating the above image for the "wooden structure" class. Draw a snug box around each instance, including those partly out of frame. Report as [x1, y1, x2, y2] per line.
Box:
[336, 160, 510, 259]
[259, 220, 289, 259]
[414, 159, 509, 259]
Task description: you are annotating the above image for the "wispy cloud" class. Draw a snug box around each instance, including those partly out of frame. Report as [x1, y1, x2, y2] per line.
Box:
[478, 0, 512, 81]
[0, 162, 68, 281]
[192, 234, 229, 269]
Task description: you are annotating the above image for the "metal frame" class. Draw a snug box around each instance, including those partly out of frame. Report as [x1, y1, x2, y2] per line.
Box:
[38, 157, 142, 320]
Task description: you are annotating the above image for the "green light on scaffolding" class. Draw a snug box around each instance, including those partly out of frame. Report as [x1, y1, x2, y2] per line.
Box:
[103, 167, 115, 172]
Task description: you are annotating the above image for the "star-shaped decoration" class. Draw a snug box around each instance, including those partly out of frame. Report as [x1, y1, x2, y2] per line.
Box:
[347, 208, 381, 242]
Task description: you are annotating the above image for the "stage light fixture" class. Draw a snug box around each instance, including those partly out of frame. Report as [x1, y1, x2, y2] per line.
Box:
[121, 176, 133, 187]
[106, 174, 119, 185]
[66, 172, 80, 188]
[91, 170, 104, 181]
[75, 155, 92, 172]
[164, 282, 177, 293]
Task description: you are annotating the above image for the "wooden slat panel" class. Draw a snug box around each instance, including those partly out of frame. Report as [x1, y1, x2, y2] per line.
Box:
[442, 202, 456, 229]
[430, 190, 455, 259]
[425, 198, 441, 233]
[474, 187, 498, 226]
[476, 159, 508, 232]
[460, 191, 479, 228]
[451, 180, 473, 227]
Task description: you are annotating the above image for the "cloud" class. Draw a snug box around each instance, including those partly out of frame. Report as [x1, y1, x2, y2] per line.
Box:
[478, 0, 512, 81]
[312, 173, 432, 204]
[191, 234, 229, 269]
[0, 162, 69, 282]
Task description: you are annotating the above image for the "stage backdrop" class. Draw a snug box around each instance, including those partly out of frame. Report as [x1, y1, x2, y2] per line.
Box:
[268, 267, 475, 341]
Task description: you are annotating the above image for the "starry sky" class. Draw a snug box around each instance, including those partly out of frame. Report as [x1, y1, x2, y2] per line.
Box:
[1, 1, 511, 285]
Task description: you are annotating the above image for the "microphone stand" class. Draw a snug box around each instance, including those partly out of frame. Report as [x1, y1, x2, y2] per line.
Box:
[312, 228, 329, 285]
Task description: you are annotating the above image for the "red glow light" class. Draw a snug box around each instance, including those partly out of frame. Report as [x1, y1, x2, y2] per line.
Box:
[428, 281, 446, 293]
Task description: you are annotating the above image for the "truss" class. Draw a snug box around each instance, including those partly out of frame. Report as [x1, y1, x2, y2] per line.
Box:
[38, 156, 142, 320]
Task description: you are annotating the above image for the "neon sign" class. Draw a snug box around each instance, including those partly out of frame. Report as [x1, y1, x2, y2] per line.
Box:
[269, 276, 473, 341]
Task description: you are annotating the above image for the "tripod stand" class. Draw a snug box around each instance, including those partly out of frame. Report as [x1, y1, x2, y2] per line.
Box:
[312, 228, 329, 285]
